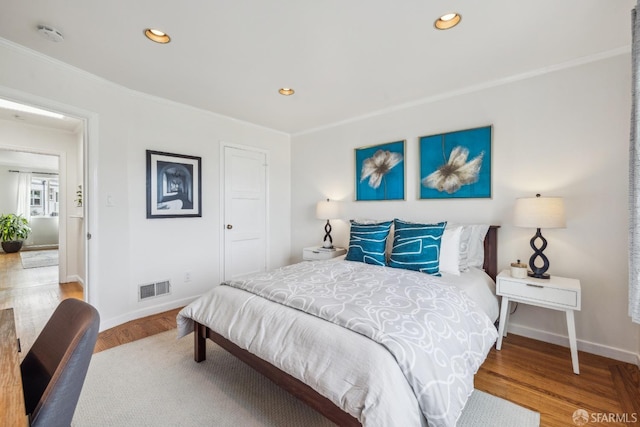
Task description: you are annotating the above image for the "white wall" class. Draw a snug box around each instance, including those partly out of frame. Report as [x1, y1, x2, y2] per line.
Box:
[27, 217, 59, 247]
[0, 39, 291, 329]
[291, 53, 639, 363]
[0, 165, 17, 212]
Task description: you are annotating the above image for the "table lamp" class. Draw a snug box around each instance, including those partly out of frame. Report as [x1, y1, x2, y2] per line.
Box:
[513, 194, 566, 279]
[316, 199, 339, 249]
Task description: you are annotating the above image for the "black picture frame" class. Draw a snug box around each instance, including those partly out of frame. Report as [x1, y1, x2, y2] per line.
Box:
[146, 150, 202, 218]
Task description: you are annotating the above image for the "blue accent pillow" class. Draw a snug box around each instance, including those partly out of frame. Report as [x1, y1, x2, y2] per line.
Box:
[345, 221, 392, 266]
[388, 219, 447, 275]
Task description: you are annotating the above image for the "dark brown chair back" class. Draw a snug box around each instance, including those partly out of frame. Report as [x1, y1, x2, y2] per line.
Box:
[20, 298, 100, 427]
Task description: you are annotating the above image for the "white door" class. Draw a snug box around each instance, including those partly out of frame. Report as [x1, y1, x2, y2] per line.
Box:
[222, 145, 268, 281]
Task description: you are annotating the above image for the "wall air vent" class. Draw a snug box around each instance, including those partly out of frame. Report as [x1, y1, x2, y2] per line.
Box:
[139, 280, 171, 301]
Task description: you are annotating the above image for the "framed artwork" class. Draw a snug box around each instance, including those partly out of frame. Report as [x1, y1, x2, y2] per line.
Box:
[419, 126, 492, 199]
[355, 140, 405, 201]
[146, 150, 202, 218]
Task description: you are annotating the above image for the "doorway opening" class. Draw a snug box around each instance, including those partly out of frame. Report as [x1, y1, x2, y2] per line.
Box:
[0, 95, 89, 353]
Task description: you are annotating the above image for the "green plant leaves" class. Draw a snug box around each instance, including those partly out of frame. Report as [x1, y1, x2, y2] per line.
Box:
[0, 214, 31, 242]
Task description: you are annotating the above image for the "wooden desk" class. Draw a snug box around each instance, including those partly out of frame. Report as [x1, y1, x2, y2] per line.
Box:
[0, 308, 28, 426]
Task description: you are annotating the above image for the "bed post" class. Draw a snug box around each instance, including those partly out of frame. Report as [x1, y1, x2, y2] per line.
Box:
[194, 322, 206, 362]
[483, 225, 499, 282]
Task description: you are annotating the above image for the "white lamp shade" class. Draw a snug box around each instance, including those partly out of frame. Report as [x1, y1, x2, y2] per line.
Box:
[514, 196, 566, 229]
[316, 199, 339, 220]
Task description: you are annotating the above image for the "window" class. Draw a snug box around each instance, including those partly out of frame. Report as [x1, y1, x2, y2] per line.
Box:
[30, 177, 59, 217]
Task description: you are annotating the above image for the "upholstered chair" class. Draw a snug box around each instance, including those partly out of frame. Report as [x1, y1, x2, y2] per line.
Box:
[20, 298, 100, 427]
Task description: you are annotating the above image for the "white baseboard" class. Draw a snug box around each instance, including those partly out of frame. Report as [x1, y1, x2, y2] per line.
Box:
[507, 323, 639, 365]
[23, 244, 59, 251]
[64, 275, 84, 287]
[99, 296, 199, 332]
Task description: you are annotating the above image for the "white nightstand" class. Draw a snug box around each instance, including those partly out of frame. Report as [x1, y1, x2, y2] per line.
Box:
[303, 247, 347, 261]
[496, 270, 582, 374]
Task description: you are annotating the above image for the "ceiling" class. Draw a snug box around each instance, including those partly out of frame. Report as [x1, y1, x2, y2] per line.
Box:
[0, 0, 635, 134]
[0, 149, 58, 172]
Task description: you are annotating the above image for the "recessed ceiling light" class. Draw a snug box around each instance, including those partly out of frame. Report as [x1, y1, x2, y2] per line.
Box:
[434, 13, 461, 30]
[144, 28, 171, 44]
[279, 88, 295, 96]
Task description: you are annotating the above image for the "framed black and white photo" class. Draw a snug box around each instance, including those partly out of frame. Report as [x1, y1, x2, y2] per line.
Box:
[146, 150, 202, 218]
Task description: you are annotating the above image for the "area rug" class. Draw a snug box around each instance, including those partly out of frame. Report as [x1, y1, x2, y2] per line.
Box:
[72, 330, 540, 427]
[19, 250, 58, 269]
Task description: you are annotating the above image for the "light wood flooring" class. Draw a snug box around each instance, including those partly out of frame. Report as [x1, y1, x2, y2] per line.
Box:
[1, 251, 638, 426]
[0, 250, 83, 356]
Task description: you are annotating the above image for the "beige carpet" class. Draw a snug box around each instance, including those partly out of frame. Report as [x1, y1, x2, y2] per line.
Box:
[72, 330, 539, 427]
[19, 250, 58, 269]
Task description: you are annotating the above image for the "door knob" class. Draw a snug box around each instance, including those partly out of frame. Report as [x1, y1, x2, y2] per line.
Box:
[226, 224, 233, 229]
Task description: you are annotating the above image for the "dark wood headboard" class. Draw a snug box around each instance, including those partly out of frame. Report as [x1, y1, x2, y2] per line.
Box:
[482, 225, 500, 282]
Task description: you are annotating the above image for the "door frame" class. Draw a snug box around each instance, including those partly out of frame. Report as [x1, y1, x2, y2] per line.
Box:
[219, 142, 270, 281]
[0, 85, 99, 306]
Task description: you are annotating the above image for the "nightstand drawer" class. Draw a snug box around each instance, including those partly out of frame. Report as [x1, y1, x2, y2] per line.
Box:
[303, 247, 346, 261]
[498, 279, 579, 309]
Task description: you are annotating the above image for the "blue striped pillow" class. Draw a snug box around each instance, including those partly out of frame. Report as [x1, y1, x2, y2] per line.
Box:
[388, 219, 447, 275]
[345, 221, 392, 266]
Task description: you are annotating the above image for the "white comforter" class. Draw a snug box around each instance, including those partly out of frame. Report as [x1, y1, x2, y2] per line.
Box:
[177, 260, 498, 427]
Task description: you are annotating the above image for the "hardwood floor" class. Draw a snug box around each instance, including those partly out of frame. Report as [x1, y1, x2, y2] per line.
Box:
[0, 250, 83, 357]
[2, 250, 639, 426]
[0, 250, 181, 356]
[476, 335, 640, 427]
[92, 307, 181, 353]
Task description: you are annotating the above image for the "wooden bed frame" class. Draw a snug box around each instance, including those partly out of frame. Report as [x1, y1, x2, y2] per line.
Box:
[193, 225, 499, 426]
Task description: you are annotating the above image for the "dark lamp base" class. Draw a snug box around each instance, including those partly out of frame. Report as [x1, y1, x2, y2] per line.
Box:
[528, 271, 550, 279]
[322, 220, 333, 249]
[527, 228, 552, 280]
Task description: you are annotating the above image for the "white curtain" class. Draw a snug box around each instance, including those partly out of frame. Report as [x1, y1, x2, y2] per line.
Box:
[16, 172, 31, 221]
[630, 3, 640, 324]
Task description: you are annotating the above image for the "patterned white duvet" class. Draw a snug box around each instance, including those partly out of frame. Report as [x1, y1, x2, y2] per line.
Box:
[177, 260, 498, 427]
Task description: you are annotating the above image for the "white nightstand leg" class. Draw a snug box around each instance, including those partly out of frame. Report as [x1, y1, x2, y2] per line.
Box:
[565, 310, 580, 375]
[496, 297, 510, 350]
[503, 301, 510, 337]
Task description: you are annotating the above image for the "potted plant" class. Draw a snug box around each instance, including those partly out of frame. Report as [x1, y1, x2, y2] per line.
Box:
[0, 214, 32, 253]
[75, 185, 82, 207]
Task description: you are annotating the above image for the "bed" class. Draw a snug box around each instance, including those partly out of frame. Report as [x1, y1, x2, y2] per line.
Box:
[177, 223, 499, 427]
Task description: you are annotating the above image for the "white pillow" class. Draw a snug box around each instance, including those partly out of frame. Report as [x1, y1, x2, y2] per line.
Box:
[440, 225, 463, 275]
[350, 218, 390, 224]
[446, 223, 490, 271]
